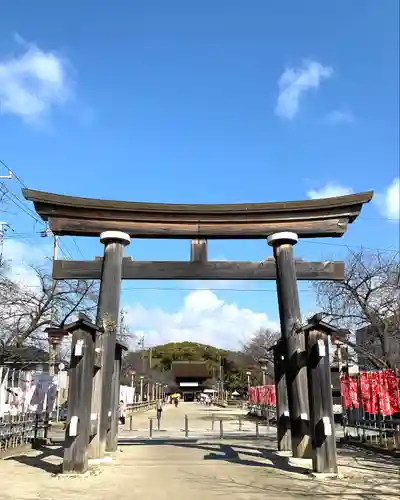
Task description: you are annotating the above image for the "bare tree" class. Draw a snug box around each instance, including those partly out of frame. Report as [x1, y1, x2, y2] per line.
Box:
[314, 249, 400, 369]
[242, 327, 280, 379]
[116, 309, 135, 346]
[0, 261, 98, 361]
[243, 328, 280, 362]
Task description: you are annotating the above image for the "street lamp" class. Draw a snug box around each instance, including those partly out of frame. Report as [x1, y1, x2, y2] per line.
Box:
[45, 327, 68, 377]
[246, 371, 252, 388]
[55, 362, 65, 422]
[146, 380, 150, 402]
[139, 376, 144, 402]
[258, 358, 270, 421]
[159, 383, 164, 401]
[129, 369, 136, 388]
[258, 358, 268, 386]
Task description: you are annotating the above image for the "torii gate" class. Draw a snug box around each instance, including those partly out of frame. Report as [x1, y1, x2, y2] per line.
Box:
[23, 189, 372, 469]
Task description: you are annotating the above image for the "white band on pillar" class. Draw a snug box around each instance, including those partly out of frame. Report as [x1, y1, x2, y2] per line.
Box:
[267, 232, 298, 246]
[100, 231, 131, 245]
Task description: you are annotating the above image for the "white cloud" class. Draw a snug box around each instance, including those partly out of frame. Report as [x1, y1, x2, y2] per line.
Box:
[307, 182, 354, 200]
[0, 239, 59, 349]
[324, 108, 355, 124]
[375, 178, 400, 221]
[124, 289, 279, 351]
[0, 36, 72, 123]
[275, 59, 333, 120]
[1, 239, 50, 288]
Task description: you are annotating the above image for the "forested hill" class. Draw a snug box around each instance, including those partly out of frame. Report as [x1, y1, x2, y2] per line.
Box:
[151, 341, 251, 370]
[122, 341, 264, 392]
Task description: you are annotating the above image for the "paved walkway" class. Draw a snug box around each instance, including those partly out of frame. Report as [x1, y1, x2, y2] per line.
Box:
[119, 401, 271, 440]
[0, 403, 399, 500]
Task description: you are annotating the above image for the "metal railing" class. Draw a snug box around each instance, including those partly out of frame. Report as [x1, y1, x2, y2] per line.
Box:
[0, 412, 50, 453]
[247, 403, 277, 421]
[143, 413, 272, 440]
[126, 401, 157, 414]
[126, 401, 157, 431]
[342, 414, 400, 450]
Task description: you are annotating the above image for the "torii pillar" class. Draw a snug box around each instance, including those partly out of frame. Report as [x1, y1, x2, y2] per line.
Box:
[89, 231, 130, 459]
[268, 232, 312, 459]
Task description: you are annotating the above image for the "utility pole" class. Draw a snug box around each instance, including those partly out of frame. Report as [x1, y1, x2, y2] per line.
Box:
[48, 235, 59, 377]
[0, 171, 14, 260]
[0, 222, 12, 260]
[219, 361, 224, 401]
[137, 334, 145, 373]
[148, 347, 153, 401]
[0, 169, 13, 179]
[119, 309, 125, 338]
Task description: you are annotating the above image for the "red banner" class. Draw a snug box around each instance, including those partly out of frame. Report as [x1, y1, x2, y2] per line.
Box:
[250, 371, 400, 416]
[341, 370, 400, 416]
[340, 375, 359, 409]
[248, 385, 276, 406]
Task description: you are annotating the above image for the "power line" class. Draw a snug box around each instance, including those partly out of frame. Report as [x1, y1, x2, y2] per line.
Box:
[0, 185, 42, 224]
[1, 157, 398, 257]
[0, 159, 85, 259]
[302, 240, 399, 254]
[119, 285, 314, 293]
[58, 239, 73, 260]
[0, 158, 27, 188]
[3, 231, 398, 254]
[0, 186, 73, 260]
[71, 237, 85, 258]
[0, 281, 314, 293]
[360, 216, 400, 222]
[1, 157, 398, 224]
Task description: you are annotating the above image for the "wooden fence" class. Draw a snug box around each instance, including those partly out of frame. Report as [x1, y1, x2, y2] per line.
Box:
[0, 411, 50, 454]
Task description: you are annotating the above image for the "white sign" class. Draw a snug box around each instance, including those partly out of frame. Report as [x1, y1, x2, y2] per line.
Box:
[70, 416, 78, 436]
[322, 416, 332, 436]
[179, 382, 199, 387]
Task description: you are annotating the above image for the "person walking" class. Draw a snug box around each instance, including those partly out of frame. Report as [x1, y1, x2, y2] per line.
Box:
[156, 399, 163, 429]
[119, 400, 126, 425]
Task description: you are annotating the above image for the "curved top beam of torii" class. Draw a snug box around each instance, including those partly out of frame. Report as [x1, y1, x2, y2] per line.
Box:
[22, 189, 373, 239]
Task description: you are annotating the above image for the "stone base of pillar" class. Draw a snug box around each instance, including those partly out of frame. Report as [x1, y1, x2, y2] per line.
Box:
[288, 457, 312, 469]
[88, 456, 113, 464]
[274, 450, 292, 457]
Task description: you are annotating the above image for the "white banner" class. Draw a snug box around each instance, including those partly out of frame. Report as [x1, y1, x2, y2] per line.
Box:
[119, 385, 135, 404]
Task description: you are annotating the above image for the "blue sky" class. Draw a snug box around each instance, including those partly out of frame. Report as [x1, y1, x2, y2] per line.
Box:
[0, 1, 399, 349]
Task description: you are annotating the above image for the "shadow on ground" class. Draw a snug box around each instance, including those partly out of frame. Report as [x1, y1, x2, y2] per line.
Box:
[119, 439, 308, 474]
[4, 435, 399, 497]
[119, 437, 400, 480]
[5, 445, 63, 475]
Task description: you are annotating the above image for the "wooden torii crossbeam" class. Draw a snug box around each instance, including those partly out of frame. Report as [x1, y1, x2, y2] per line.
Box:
[53, 256, 345, 281]
[22, 189, 373, 239]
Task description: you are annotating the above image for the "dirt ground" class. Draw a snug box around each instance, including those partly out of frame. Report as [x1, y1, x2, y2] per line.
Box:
[1, 403, 399, 500]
